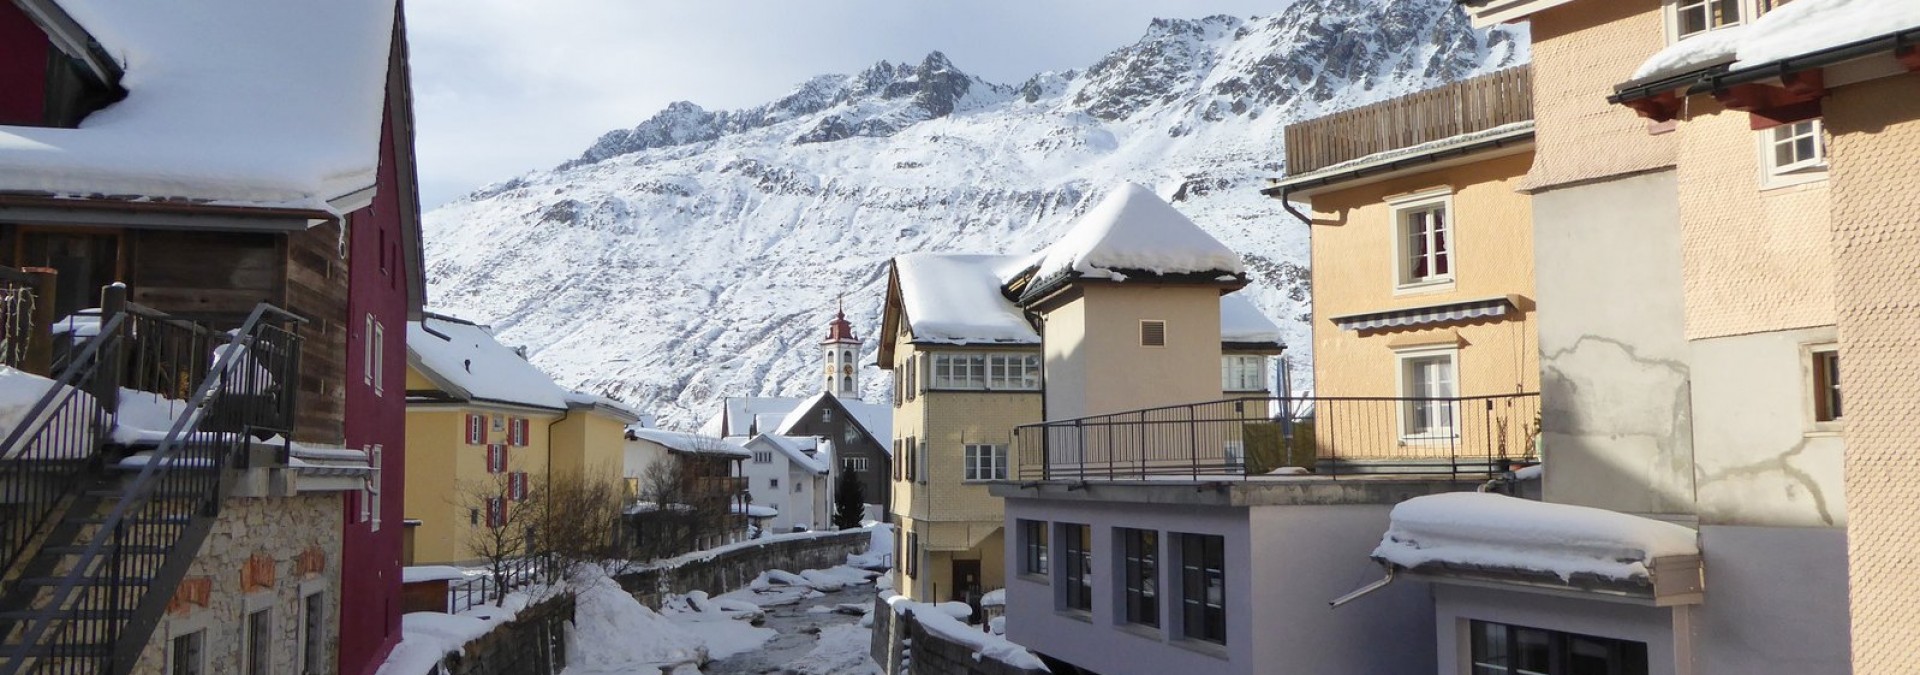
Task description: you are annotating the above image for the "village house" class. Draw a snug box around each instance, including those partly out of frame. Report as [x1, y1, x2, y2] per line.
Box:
[0, 0, 423, 673]
[1338, 0, 1878, 673]
[739, 433, 834, 533]
[1598, 0, 1920, 670]
[402, 314, 642, 566]
[622, 428, 752, 551]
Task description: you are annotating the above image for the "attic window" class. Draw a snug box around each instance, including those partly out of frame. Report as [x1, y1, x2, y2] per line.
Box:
[1140, 320, 1167, 347]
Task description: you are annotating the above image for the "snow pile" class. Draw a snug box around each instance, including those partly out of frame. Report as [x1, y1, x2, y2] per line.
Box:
[568, 567, 706, 671]
[1373, 492, 1699, 581]
[1032, 183, 1243, 283]
[0, 367, 100, 460]
[980, 589, 1006, 608]
[401, 566, 469, 584]
[882, 592, 1049, 672]
[647, 524, 882, 571]
[847, 522, 894, 570]
[800, 566, 878, 592]
[407, 318, 569, 410]
[894, 254, 1042, 344]
[1633, 0, 1920, 80]
[657, 590, 778, 660]
[787, 624, 883, 675]
[377, 594, 532, 675]
[1220, 294, 1285, 344]
[733, 503, 779, 518]
[0, 1, 395, 212]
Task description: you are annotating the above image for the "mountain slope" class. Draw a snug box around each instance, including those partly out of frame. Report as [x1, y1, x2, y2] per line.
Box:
[422, 0, 1527, 429]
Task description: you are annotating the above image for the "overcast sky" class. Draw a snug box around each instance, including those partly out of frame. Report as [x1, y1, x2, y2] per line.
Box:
[406, 0, 1293, 208]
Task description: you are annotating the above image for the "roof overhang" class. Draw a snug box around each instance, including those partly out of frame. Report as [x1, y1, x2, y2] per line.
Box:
[1452, 0, 1579, 28]
[1264, 126, 1535, 201]
[1389, 554, 1705, 607]
[1221, 341, 1286, 354]
[1016, 270, 1249, 313]
[1610, 27, 1920, 124]
[568, 398, 642, 424]
[1329, 295, 1520, 332]
[0, 195, 326, 232]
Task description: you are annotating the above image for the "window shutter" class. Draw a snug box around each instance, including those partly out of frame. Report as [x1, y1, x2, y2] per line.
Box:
[486, 498, 505, 528]
[1140, 320, 1167, 347]
[369, 445, 384, 531]
[466, 414, 482, 445]
[487, 444, 507, 474]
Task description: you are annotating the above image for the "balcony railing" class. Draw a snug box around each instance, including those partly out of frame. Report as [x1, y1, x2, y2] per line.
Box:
[1283, 66, 1533, 175]
[1013, 393, 1540, 482]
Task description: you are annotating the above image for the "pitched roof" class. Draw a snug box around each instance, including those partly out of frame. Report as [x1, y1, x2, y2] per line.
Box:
[892, 253, 1041, 345]
[625, 428, 751, 459]
[0, 0, 398, 212]
[1219, 294, 1286, 346]
[772, 391, 893, 454]
[747, 434, 830, 475]
[1027, 183, 1244, 287]
[406, 316, 568, 411]
[700, 396, 805, 438]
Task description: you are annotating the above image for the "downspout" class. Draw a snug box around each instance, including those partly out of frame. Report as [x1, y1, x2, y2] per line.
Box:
[546, 405, 573, 509]
[1278, 185, 1313, 225]
[1329, 565, 1396, 608]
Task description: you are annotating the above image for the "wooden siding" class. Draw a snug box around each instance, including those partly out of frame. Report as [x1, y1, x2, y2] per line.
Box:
[285, 220, 348, 445]
[128, 230, 280, 317]
[1284, 66, 1534, 175]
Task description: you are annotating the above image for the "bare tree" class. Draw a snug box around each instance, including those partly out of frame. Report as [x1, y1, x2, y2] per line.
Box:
[628, 454, 699, 560]
[457, 472, 541, 604]
[532, 463, 632, 575]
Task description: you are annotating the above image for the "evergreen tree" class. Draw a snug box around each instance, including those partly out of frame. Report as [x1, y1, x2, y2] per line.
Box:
[833, 471, 866, 530]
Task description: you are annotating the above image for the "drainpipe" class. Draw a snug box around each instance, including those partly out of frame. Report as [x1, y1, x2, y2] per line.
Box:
[1278, 186, 1312, 225]
[1329, 565, 1395, 608]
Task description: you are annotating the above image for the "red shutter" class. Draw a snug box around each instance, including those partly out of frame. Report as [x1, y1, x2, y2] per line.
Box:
[512, 418, 529, 447]
[485, 497, 505, 528]
[487, 444, 507, 474]
[510, 472, 529, 501]
[465, 414, 481, 444]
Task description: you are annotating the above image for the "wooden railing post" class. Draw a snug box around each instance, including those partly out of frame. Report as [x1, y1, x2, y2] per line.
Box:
[22, 267, 55, 376]
[95, 283, 127, 416]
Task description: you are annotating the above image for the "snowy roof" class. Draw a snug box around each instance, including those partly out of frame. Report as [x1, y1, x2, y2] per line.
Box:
[772, 391, 894, 450]
[702, 396, 805, 437]
[1630, 0, 1920, 81]
[1030, 183, 1243, 283]
[565, 391, 643, 422]
[626, 428, 751, 459]
[731, 503, 779, 518]
[1220, 294, 1285, 346]
[0, 0, 398, 213]
[406, 318, 568, 411]
[893, 253, 1041, 345]
[1373, 493, 1699, 583]
[747, 434, 830, 475]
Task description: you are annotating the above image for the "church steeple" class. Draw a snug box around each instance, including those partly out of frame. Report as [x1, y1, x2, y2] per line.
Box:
[822, 299, 862, 400]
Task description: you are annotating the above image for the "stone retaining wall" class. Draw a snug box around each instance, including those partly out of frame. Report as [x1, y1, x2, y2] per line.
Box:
[439, 595, 572, 675]
[870, 596, 1049, 675]
[614, 529, 871, 609]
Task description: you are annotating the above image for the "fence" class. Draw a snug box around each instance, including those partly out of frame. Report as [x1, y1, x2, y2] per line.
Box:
[1013, 393, 1540, 481]
[448, 554, 559, 614]
[1283, 66, 1533, 175]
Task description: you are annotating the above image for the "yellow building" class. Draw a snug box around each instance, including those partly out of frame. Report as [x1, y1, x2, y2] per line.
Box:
[1266, 67, 1540, 468]
[879, 186, 1288, 604]
[403, 314, 639, 564]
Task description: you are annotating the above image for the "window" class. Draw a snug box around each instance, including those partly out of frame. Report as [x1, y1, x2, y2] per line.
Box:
[793, 481, 803, 493]
[1021, 520, 1049, 576]
[169, 630, 205, 675]
[1121, 528, 1159, 627]
[903, 438, 915, 482]
[845, 456, 869, 472]
[1765, 119, 1827, 179]
[492, 414, 506, 432]
[933, 353, 986, 389]
[301, 591, 325, 675]
[485, 497, 507, 528]
[893, 369, 903, 407]
[821, 408, 833, 424]
[245, 607, 272, 675]
[906, 531, 920, 577]
[753, 450, 774, 464]
[1140, 320, 1167, 347]
[1757, 0, 1793, 13]
[509, 472, 530, 502]
[987, 353, 1042, 390]
[843, 426, 859, 444]
[1222, 355, 1265, 392]
[1060, 523, 1092, 612]
[916, 439, 928, 484]
[1672, 0, 1743, 40]
[1811, 347, 1842, 423]
[1178, 533, 1226, 645]
[486, 444, 508, 474]
[508, 417, 529, 447]
[963, 444, 1007, 481]
[363, 314, 382, 393]
[1469, 620, 1649, 675]
[367, 445, 383, 531]
[1398, 347, 1458, 440]
[1394, 192, 1452, 288]
[465, 414, 485, 445]
[906, 354, 918, 401]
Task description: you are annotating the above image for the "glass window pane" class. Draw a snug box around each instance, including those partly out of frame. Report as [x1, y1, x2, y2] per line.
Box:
[1513, 628, 1551, 675]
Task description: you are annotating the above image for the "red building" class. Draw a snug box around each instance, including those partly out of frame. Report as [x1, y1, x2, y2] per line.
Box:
[0, 0, 422, 672]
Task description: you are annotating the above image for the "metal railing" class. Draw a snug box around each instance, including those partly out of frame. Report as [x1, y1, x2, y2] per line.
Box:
[1013, 393, 1540, 482]
[448, 554, 559, 614]
[0, 266, 55, 375]
[0, 290, 304, 674]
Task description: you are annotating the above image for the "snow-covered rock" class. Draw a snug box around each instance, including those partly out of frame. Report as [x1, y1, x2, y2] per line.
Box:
[422, 0, 1527, 428]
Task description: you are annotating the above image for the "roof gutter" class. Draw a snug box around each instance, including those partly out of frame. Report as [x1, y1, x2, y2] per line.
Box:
[1261, 130, 1535, 204]
[1610, 27, 1920, 104]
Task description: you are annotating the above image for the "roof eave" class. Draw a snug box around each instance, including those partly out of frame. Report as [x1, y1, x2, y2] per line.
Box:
[1610, 27, 1920, 107]
[1264, 128, 1535, 200]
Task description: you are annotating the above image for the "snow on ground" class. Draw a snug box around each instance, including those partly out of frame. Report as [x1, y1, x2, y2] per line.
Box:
[786, 624, 882, 675]
[378, 591, 537, 675]
[880, 591, 1049, 672]
[699, 565, 886, 675]
[565, 567, 707, 674]
[658, 590, 780, 661]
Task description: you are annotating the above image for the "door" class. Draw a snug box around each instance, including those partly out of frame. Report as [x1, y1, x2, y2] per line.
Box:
[951, 559, 983, 605]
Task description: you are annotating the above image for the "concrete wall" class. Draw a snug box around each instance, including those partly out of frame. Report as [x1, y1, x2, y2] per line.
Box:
[1824, 69, 1920, 675]
[136, 494, 344, 675]
[1248, 505, 1436, 675]
[614, 529, 871, 609]
[1432, 584, 1685, 675]
[1041, 283, 1225, 420]
[1689, 327, 1845, 528]
[1308, 151, 1540, 401]
[1532, 172, 1695, 517]
[1694, 525, 1849, 675]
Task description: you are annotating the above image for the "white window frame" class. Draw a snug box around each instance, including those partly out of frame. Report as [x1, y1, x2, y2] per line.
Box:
[1221, 355, 1266, 392]
[932, 353, 987, 390]
[362, 314, 375, 387]
[1666, 0, 1749, 42]
[241, 591, 276, 675]
[368, 444, 383, 531]
[1759, 119, 1828, 187]
[296, 579, 328, 675]
[963, 443, 1007, 481]
[164, 610, 214, 675]
[844, 456, 870, 472]
[370, 318, 384, 397]
[1394, 345, 1460, 442]
[987, 353, 1043, 391]
[1389, 188, 1455, 293]
[753, 450, 774, 464]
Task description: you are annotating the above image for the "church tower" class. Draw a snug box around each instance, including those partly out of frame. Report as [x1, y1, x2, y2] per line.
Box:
[822, 302, 861, 400]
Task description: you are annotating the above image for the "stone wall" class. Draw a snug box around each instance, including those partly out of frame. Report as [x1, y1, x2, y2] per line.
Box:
[870, 596, 1048, 675]
[438, 595, 572, 675]
[614, 529, 870, 608]
[133, 493, 344, 675]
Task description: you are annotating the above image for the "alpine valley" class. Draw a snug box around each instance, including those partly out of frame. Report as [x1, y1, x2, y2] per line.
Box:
[421, 0, 1528, 429]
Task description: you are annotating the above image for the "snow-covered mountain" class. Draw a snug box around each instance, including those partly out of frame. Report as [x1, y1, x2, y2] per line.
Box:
[422, 0, 1528, 430]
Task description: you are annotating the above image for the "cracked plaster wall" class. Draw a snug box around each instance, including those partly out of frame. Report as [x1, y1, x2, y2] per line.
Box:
[1688, 327, 1845, 529]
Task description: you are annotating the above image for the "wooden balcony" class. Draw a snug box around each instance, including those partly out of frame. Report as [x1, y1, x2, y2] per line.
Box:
[1283, 66, 1533, 176]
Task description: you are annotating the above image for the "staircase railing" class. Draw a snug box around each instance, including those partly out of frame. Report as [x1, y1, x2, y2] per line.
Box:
[0, 291, 303, 675]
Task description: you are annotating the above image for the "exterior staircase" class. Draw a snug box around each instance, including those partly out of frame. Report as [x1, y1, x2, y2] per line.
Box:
[0, 290, 302, 675]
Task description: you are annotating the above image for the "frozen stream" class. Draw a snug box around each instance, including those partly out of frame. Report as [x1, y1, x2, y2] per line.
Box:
[698, 582, 880, 675]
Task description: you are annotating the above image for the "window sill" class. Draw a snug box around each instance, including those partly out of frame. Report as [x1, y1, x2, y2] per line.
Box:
[1018, 573, 1049, 585]
[1170, 636, 1229, 660]
[1056, 609, 1093, 623]
[1393, 280, 1455, 297]
[1116, 622, 1163, 642]
[1805, 423, 1844, 437]
[1760, 169, 1829, 192]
